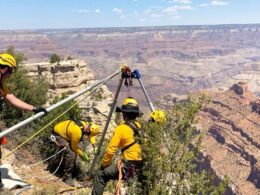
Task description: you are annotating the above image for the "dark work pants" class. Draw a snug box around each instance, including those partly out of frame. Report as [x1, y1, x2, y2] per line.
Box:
[92, 164, 119, 195]
[54, 134, 76, 179]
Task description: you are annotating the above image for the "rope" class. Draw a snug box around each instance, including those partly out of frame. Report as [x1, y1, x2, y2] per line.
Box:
[115, 159, 123, 195]
[20, 144, 68, 169]
[42, 148, 65, 179]
[127, 80, 131, 97]
[16, 143, 66, 181]
[2, 79, 106, 162]
[2, 101, 80, 162]
[14, 185, 33, 195]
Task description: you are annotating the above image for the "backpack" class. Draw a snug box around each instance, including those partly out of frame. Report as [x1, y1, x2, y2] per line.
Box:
[66, 116, 85, 141]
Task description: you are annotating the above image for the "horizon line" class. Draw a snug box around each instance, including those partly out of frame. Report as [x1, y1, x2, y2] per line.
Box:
[0, 23, 260, 32]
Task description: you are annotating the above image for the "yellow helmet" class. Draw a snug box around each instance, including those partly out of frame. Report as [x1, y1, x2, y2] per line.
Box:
[150, 110, 167, 123]
[90, 124, 100, 136]
[0, 53, 17, 69]
[116, 97, 142, 115]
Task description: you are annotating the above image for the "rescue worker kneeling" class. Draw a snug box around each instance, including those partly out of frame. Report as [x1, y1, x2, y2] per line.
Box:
[52, 118, 100, 186]
[92, 97, 143, 195]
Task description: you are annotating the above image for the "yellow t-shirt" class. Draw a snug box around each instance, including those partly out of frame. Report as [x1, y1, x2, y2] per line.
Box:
[102, 121, 142, 167]
[54, 120, 94, 158]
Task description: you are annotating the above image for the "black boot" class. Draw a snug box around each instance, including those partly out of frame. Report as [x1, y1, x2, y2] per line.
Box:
[63, 176, 75, 187]
[0, 166, 4, 191]
[0, 180, 4, 191]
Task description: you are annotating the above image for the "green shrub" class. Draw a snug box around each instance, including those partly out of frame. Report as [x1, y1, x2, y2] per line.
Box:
[135, 96, 229, 194]
[0, 67, 48, 127]
[50, 53, 61, 64]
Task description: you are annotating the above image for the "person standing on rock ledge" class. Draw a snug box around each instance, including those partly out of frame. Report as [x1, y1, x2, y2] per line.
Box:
[0, 53, 47, 190]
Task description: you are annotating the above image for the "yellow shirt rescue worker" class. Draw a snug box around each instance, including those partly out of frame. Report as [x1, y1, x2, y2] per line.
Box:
[92, 97, 143, 195]
[53, 119, 100, 186]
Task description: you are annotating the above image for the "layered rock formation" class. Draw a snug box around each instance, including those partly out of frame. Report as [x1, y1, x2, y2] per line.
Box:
[197, 82, 260, 194]
[22, 59, 116, 134]
[1, 24, 260, 104]
[227, 62, 260, 95]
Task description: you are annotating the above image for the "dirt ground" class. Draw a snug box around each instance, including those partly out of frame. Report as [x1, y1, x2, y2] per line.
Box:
[1, 148, 94, 194]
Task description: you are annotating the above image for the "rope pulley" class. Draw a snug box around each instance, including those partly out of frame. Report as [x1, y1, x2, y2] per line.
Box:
[121, 64, 133, 87]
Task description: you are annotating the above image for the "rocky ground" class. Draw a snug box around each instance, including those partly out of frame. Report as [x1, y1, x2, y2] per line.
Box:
[1, 148, 92, 194]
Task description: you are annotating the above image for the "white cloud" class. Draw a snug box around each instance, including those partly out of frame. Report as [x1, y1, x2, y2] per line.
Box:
[113, 8, 123, 15]
[171, 0, 192, 4]
[163, 7, 177, 14]
[211, 0, 229, 6]
[163, 5, 193, 14]
[95, 9, 101, 13]
[176, 5, 193, 10]
[77, 9, 89, 13]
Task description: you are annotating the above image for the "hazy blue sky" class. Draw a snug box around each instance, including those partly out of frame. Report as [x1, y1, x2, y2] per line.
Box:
[1, 0, 259, 30]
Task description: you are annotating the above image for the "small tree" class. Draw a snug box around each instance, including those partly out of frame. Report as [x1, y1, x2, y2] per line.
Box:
[127, 95, 229, 194]
[50, 53, 61, 64]
[67, 56, 73, 60]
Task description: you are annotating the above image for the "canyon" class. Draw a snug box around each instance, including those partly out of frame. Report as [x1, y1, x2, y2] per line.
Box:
[1, 24, 260, 103]
[1, 24, 260, 194]
[197, 82, 260, 194]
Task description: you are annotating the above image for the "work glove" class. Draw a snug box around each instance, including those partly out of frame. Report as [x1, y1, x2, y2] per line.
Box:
[33, 107, 48, 115]
[82, 153, 90, 162]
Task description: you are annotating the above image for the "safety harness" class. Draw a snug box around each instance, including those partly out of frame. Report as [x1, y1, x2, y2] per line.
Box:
[121, 121, 140, 153]
[67, 117, 85, 141]
[51, 118, 86, 144]
[115, 121, 142, 195]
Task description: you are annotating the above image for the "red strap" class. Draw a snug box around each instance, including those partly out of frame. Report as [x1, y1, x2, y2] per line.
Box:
[1, 136, 8, 145]
[115, 160, 124, 195]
